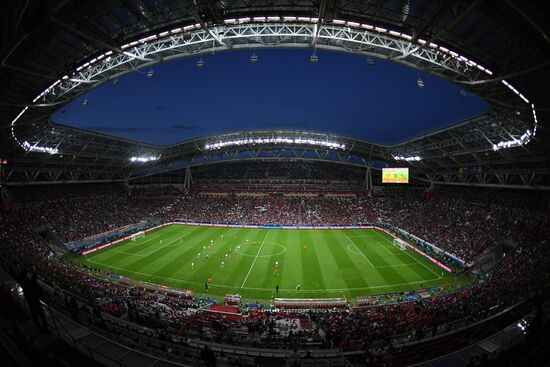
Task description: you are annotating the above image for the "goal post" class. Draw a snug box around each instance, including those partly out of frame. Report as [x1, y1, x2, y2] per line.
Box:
[130, 231, 145, 241]
[393, 237, 407, 251]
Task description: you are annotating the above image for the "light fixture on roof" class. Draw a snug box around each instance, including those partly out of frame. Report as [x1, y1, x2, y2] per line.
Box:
[310, 52, 318, 63]
[250, 51, 258, 63]
[196, 57, 205, 68]
[460, 89, 477, 97]
[205, 137, 346, 150]
[492, 130, 532, 151]
[82, 97, 88, 107]
[416, 71, 424, 88]
[367, 56, 374, 66]
[113, 78, 119, 85]
[393, 155, 421, 161]
[130, 155, 159, 163]
[146, 68, 154, 78]
[22, 141, 59, 155]
[401, 0, 410, 22]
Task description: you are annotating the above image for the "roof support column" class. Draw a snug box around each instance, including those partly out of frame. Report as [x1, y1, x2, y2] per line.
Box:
[365, 166, 373, 192]
[184, 166, 193, 189]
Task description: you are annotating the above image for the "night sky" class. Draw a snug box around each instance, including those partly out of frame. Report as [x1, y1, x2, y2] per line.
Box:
[52, 49, 488, 146]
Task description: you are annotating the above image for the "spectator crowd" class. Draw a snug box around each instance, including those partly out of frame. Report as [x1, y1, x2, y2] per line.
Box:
[0, 182, 549, 357]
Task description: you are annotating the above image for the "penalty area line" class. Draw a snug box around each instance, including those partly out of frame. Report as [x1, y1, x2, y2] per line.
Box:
[140, 231, 193, 257]
[374, 231, 443, 279]
[346, 238, 375, 268]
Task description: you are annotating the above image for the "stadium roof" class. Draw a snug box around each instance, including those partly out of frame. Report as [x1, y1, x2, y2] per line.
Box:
[0, 0, 549, 188]
[50, 49, 488, 146]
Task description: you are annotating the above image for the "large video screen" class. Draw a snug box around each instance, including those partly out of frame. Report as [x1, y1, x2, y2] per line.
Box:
[382, 168, 409, 184]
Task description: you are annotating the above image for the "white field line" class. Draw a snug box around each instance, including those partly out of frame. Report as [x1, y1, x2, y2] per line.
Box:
[126, 232, 162, 246]
[140, 231, 192, 257]
[375, 263, 421, 268]
[374, 231, 442, 279]
[346, 238, 375, 268]
[86, 233, 162, 258]
[106, 249, 147, 257]
[376, 241, 403, 256]
[347, 241, 420, 269]
[240, 231, 270, 288]
[86, 258, 440, 292]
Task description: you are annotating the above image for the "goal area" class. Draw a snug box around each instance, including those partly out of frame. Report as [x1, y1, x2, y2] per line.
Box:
[393, 237, 407, 251]
[130, 231, 145, 241]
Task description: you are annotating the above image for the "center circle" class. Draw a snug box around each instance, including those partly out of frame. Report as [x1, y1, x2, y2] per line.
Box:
[234, 242, 287, 258]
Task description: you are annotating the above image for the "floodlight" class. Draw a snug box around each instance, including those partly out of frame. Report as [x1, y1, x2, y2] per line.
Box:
[197, 58, 205, 68]
[130, 156, 158, 163]
[82, 97, 88, 107]
[367, 57, 374, 66]
[250, 53, 258, 63]
[146, 68, 154, 78]
[310, 54, 319, 63]
[417, 77, 424, 88]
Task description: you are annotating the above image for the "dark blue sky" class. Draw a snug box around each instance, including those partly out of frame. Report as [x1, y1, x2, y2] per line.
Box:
[52, 49, 488, 146]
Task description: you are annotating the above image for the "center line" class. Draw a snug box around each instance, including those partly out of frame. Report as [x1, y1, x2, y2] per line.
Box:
[240, 231, 270, 288]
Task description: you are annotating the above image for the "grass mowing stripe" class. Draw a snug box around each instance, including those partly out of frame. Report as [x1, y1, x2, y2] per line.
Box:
[346, 237, 375, 268]
[140, 231, 192, 257]
[240, 230, 270, 288]
[220, 228, 255, 289]
[88, 229, 184, 265]
[373, 240, 433, 282]
[165, 227, 227, 281]
[74, 226, 470, 303]
[121, 226, 201, 272]
[358, 234, 412, 287]
[82, 258, 443, 294]
[373, 230, 443, 278]
[256, 230, 285, 296]
[300, 230, 327, 292]
[322, 229, 369, 292]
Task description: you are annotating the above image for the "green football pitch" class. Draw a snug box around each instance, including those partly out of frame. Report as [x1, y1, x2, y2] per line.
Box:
[75, 224, 462, 302]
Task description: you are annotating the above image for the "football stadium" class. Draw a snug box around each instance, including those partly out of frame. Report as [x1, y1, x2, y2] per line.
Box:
[0, 1, 549, 367]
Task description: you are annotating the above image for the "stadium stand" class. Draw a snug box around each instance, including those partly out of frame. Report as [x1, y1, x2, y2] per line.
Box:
[1, 183, 549, 365]
[2, 1, 550, 365]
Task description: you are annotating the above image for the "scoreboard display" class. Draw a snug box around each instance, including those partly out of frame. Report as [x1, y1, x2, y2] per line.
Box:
[382, 168, 409, 183]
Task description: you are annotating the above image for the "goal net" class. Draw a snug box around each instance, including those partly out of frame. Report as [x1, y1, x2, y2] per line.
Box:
[130, 231, 145, 241]
[393, 238, 407, 251]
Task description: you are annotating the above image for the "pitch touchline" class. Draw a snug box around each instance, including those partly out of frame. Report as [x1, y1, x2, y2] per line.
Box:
[240, 231, 270, 288]
[86, 258, 441, 292]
